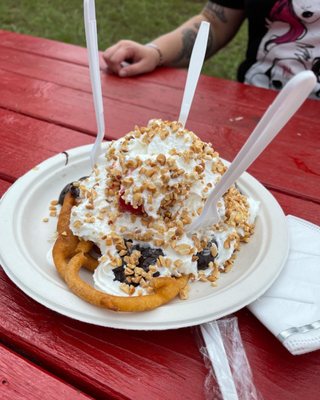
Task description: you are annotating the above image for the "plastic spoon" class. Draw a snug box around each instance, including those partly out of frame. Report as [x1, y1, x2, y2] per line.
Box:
[84, 0, 105, 168]
[201, 322, 239, 400]
[178, 21, 210, 127]
[186, 71, 316, 233]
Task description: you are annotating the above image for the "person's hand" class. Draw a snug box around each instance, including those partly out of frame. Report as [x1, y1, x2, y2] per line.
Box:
[103, 40, 161, 77]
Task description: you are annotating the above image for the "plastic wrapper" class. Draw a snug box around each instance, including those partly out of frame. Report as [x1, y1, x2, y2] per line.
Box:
[196, 317, 263, 400]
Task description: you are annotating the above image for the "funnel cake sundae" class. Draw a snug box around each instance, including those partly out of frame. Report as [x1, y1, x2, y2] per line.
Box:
[53, 120, 259, 312]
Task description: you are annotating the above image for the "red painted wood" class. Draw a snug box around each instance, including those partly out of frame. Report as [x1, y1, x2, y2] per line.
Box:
[143, 66, 320, 121]
[0, 179, 11, 196]
[0, 265, 319, 400]
[236, 309, 320, 400]
[0, 29, 318, 119]
[0, 109, 92, 179]
[0, 31, 319, 400]
[0, 270, 207, 400]
[0, 68, 156, 136]
[0, 30, 318, 121]
[0, 45, 97, 94]
[0, 44, 318, 130]
[0, 65, 319, 203]
[271, 190, 320, 225]
[0, 30, 92, 67]
[0, 343, 92, 400]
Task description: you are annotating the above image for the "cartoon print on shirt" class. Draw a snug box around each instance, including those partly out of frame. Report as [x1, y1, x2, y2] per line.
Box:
[245, 0, 320, 98]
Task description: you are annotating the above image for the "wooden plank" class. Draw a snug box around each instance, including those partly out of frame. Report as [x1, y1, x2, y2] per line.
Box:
[0, 45, 95, 94]
[0, 81, 319, 204]
[0, 30, 91, 67]
[143, 66, 320, 121]
[0, 45, 318, 128]
[0, 343, 93, 400]
[0, 179, 11, 196]
[0, 270, 207, 400]
[0, 30, 319, 400]
[271, 190, 320, 226]
[203, 124, 320, 204]
[0, 249, 319, 400]
[237, 308, 320, 400]
[0, 30, 318, 122]
[0, 109, 93, 179]
[0, 68, 157, 136]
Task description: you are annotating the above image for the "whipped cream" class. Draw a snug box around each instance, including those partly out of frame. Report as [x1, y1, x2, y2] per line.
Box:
[69, 120, 259, 296]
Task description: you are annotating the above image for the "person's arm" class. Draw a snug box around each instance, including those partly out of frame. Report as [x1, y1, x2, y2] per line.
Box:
[153, 3, 245, 67]
[103, 2, 245, 77]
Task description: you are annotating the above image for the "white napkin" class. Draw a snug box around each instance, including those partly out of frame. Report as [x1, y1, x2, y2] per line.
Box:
[248, 215, 320, 355]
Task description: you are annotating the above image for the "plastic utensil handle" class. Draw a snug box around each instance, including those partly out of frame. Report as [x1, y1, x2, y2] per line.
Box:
[179, 21, 209, 127]
[84, 0, 105, 167]
[210, 71, 316, 201]
[201, 323, 239, 400]
[229, 70, 316, 171]
[200, 71, 316, 220]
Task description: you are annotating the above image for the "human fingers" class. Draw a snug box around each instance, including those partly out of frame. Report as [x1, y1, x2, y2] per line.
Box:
[103, 40, 140, 74]
[117, 45, 161, 77]
[118, 55, 158, 77]
[104, 41, 160, 77]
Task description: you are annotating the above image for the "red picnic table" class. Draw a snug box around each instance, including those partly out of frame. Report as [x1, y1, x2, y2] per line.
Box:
[0, 30, 319, 400]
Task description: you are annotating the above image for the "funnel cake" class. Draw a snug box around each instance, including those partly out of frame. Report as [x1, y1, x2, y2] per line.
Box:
[53, 192, 188, 312]
[53, 120, 259, 312]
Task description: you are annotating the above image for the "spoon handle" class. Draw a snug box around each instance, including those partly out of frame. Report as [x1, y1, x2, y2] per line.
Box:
[84, 0, 105, 167]
[197, 71, 316, 227]
[212, 71, 316, 202]
[179, 21, 210, 128]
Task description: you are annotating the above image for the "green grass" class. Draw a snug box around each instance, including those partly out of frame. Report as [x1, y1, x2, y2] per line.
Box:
[0, 0, 247, 80]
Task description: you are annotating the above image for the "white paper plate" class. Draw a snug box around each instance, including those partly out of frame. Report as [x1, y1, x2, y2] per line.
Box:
[0, 144, 289, 330]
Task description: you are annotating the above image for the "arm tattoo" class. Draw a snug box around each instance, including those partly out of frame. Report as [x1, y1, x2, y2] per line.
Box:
[171, 24, 198, 67]
[203, 2, 228, 23]
[205, 25, 216, 59]
[170, 22, 216, 67]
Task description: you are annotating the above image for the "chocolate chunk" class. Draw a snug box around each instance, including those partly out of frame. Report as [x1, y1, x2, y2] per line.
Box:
[58, 182, 76, 205]
[131, 245, 164, 271]
[112, 266, 126, 282]
[58, 176, 88, 205]
[112, 244, 164, 285]
[196, 238, 218, 270]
